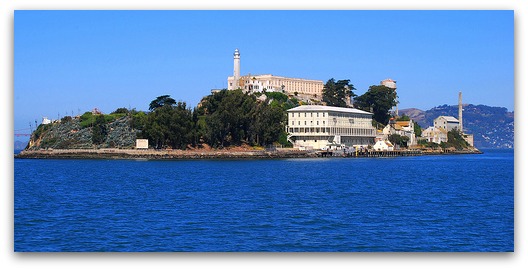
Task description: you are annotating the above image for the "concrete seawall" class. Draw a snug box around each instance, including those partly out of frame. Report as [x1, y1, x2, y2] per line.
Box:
[16, 147, 482, 160]
[15, 148, 317, 160]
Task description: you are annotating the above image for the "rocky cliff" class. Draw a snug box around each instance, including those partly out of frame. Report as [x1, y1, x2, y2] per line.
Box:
[26, 116, 138, 150]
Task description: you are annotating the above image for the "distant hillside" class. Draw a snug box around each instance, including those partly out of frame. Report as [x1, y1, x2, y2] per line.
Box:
[14, 140, 28, 150]
[400, 104, 514, 149]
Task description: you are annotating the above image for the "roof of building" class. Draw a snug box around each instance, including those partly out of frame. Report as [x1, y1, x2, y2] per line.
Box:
[395, 120, 411, 125]
[437, 116, 459, 123]
[374, 140, 394, 147]
[394, 121, 411, 130]
[424, 126, 448, 134]
[287, 105, 372, 115]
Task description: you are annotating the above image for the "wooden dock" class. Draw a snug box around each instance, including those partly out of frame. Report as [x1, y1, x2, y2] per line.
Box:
[317, 149, 423, 158]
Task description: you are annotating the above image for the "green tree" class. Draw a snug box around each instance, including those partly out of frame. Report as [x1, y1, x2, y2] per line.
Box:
[354, 85, 397, 125]
[142, 95, 195, 149]
[131, 111, 147, 132]
[198, 89, 288, 148]
[445, 128, 469, 150]
[142, 101, 194, 149]
[277, 130, 293, 147]
[111, 107, 129, 114]
[322, 78, 356, 107]
[149, 95, 177, 111]
[413, 120, 422, 137]
[396, 114, 410, 121]
[250, 103, 285, 146]
[92, 115, 107, 145]
[388, 134, 409, 148]
[199, 90, 255, 147]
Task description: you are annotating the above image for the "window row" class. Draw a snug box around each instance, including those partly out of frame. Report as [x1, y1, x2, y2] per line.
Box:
[289, 127, 375, 136]
[289, 112, 326, 118]
[291, 120, 326, 126]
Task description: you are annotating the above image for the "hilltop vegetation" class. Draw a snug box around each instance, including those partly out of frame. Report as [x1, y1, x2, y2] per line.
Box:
[26, 90, 298, 150]
[28, 112, 138, 150]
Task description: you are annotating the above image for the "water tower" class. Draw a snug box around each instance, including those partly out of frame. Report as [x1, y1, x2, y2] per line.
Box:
[381, 78, 398, 116]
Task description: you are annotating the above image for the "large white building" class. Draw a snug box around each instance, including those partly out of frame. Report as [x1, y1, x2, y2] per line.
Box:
[286, 105, 376, 150]
[227, 49, 324, 98]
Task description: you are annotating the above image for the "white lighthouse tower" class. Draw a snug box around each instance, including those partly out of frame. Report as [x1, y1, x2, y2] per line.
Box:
[233, 48, 241, 90]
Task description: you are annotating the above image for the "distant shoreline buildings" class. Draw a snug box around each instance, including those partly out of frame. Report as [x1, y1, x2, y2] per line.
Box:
[419, 92, 474, 147]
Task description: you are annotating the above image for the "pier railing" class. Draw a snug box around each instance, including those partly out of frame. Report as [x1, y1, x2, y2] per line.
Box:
[317, 149, 423, 158]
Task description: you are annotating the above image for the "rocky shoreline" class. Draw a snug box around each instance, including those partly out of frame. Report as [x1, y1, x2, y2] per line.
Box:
[15, 147, 482, 160]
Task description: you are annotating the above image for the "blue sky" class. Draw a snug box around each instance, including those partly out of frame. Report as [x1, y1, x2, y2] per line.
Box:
[14, 10, 513, 133]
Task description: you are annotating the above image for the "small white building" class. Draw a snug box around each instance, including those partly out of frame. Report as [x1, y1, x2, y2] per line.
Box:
[42, 117, 51, 125]
[373, 140, 394, 151]
[421, 126, 448, 144]
[382, 120, 416, 146]
[136, 139, 149, 149]
[286, 105, 376, 150]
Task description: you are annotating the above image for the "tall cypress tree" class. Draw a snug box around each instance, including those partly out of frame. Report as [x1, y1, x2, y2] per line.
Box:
[322, 78, 356, 107]
[354, 85, 397, 125]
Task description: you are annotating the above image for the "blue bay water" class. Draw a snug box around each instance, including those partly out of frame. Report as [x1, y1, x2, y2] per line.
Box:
[14, 149, 514, 252]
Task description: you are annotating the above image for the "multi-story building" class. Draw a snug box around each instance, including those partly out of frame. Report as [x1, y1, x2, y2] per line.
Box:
[227, 49, 324, 98]
[286, 105, 376, 150]
[434, 116, 460, 132]
[423, 116, 474, 146]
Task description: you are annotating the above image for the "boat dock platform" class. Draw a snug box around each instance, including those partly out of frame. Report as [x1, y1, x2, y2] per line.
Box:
[317, 149, 423, 158]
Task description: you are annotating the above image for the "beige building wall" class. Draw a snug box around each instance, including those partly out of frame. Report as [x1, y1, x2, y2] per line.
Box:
[421, 127, 448, 144]
[463, 134, 474, 147]
[434, 116, 460, 132]
[226, 48, 323, 97]
[228, 74, 324, 97]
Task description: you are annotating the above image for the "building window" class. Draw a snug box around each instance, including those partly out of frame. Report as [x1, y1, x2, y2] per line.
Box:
[298, 121, 300, 125]
[323, 112, 325, 117]
[323, 121, 325, 125]
[317, 121, 319, 125]
[292, 121, 294, 126]
[317, 112, 319, 117]
[305, 121, 307, 125]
